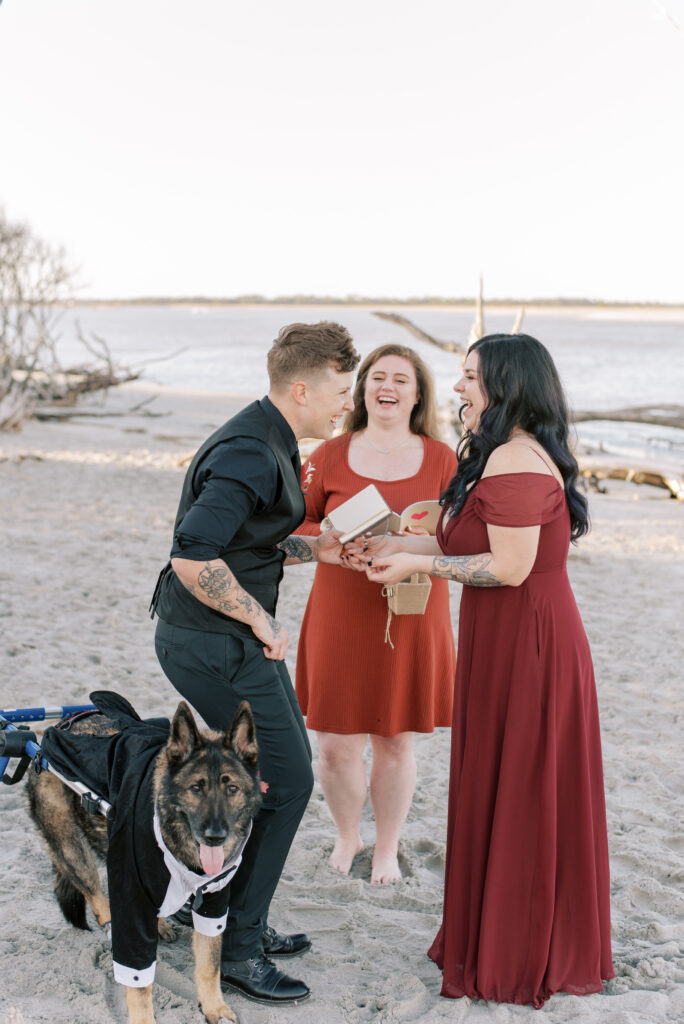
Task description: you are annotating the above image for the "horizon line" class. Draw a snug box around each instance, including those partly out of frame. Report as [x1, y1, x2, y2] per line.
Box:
[68, 295, 684, 309]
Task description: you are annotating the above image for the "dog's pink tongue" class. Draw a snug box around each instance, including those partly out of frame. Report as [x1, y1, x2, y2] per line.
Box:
[200, 844, 225, 875]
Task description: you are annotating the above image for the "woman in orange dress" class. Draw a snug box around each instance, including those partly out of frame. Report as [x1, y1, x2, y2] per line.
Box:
[366, 334, 613, 1004]
[295, 344, 456, 884]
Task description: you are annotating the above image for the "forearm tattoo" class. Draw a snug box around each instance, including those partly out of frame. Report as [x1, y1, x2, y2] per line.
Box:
[277, 535, 316, 563]
[431, 553, 503, 587]
[183, 562, 260, 619]
[266, 613, 282, 636]
[197, 564, 230, 600]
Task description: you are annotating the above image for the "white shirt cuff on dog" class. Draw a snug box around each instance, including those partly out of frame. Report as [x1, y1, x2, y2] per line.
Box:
[113, 960, 156, 987]
[192, 910, 228, 937]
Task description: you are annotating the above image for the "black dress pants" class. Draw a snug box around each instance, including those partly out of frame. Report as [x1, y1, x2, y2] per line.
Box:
[155, 618, 314, 961]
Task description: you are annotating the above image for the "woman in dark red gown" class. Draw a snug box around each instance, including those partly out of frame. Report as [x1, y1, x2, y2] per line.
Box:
[364, 334, 614, 1007]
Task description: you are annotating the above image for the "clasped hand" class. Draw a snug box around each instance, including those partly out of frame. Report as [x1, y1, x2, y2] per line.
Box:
[340, 532, 404, 571]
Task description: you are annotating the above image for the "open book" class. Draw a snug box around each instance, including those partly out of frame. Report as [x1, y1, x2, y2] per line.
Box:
[321, 484, 442, 545]
[384, 499, 442, 536]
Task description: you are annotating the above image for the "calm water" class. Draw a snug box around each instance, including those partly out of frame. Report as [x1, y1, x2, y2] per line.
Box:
[53, 304, 684, 472]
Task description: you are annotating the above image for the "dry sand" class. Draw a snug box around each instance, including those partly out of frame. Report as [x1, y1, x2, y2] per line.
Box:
[1, 382, 682, 1024]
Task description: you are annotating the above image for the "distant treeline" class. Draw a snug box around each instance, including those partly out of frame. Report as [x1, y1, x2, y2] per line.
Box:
[67, 295, 684, 309]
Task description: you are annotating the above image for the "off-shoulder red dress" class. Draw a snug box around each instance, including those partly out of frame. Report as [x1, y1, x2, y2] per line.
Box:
[295, 433, 457, 737]
[428, 472, 614, 1007]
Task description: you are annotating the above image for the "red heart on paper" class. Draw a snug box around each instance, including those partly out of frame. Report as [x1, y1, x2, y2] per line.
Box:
[411, 511, 429, 520]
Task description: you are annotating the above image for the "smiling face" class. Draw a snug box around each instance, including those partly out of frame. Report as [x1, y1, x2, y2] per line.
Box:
[363, 354, 419, 430]
[303, 365, 355, 440]
[454, 350, 487, 432]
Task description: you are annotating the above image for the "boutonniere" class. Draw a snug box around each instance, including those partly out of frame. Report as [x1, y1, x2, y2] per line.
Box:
[302, 462, 316, 493]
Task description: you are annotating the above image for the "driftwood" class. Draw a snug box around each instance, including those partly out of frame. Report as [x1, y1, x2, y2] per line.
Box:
[579, 465, 684, 500]
[573, 405, 684, 431]
[467, 274, 485, 346]
[0, 210, 155, 430]
[33, 395, 166, 421]
[372, 312, 465, 354]
[373, 275, 525, 356]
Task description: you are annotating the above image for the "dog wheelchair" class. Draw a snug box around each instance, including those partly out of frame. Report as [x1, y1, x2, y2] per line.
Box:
[0, 703, 112, 816]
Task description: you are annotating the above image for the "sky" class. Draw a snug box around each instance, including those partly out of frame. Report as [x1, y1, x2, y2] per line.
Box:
[1, 0, 683, 303]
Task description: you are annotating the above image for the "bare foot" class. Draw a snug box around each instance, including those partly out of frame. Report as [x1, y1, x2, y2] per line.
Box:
[329, 835, 364, 875]
[371, 851, 402, 885]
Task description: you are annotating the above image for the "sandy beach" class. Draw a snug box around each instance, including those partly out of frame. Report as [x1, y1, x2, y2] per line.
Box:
[1, 382, 683, 1024]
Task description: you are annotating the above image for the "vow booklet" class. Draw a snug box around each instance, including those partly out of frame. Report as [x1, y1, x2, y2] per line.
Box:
[322, 485, 391, 545]
[384, 499, 442, 536]
[322, 485, 442, 545]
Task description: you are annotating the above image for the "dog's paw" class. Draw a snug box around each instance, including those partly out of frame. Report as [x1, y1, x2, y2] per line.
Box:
[202, 1004, 236, 1024]
[157, 917, 177, 943]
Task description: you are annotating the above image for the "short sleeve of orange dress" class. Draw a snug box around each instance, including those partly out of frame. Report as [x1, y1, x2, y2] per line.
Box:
[295, 433, 457, 737]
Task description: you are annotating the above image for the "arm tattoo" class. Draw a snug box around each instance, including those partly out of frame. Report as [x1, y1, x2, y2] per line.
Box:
[198, 564, 230, 599]
[266, 613, 282, 636]
[431, 553, 503, 587]
[277, 536, 316, 563]
[196, 562, 257, 617]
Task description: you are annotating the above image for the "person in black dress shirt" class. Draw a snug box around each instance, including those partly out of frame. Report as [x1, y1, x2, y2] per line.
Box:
[151, 322, 359, 1006]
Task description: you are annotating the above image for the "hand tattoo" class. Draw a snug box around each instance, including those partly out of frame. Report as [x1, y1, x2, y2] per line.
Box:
[431, 553, 502, 587]
[277, 536, 316, 562]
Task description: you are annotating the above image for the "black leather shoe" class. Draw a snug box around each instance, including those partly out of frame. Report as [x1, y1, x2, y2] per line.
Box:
[262, 924, 312, 958]
[220, 953, 310, 1004]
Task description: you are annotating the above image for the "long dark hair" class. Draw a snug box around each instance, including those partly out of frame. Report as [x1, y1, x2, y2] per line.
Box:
[441, 333, 589, 540]
[343, 343, 440, 439]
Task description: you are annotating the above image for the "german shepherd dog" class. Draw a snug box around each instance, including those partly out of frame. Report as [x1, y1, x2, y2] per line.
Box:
[26, 698, 262, 1024]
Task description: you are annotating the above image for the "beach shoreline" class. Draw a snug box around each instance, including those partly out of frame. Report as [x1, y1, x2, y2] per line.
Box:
[1, 385, 683, 1024]
[65, 299, 684, 323]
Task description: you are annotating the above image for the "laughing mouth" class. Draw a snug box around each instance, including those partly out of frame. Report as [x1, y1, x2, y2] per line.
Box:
[459, 402, 472, 425]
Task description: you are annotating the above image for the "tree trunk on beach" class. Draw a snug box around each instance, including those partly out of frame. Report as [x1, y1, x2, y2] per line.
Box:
[373, 275, 525, 357]
[573, 405, 684, 430]
[0, 209, 139, 430]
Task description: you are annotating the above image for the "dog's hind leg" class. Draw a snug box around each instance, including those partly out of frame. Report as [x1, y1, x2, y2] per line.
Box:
[27, 773, 111, 930]
[193, 933, 236, 1023]
[125, 985, 156, 1024]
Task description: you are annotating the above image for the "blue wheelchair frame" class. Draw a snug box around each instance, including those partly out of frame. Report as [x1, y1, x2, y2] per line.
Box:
[0, 705, 112, 815]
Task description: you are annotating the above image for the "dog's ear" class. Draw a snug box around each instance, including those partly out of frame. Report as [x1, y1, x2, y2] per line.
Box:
[167, 701, 203, 765]
[227, 700, 258, 769]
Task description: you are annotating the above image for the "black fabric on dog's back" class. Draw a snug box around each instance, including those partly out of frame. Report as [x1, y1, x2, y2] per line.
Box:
[40, 690, 169, 803]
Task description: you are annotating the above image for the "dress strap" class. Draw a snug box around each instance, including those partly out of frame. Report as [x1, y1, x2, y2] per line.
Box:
[514, 443, 559, 479]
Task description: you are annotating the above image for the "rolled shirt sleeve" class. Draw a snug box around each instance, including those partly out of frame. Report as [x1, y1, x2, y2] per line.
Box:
[171, 437, 280, 561]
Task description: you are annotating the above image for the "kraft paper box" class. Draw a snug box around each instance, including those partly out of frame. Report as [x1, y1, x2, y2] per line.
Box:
[383, 572, 432, 615]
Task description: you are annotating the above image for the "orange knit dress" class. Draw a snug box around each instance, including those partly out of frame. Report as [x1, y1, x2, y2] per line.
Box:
[295, 433, 457, 737]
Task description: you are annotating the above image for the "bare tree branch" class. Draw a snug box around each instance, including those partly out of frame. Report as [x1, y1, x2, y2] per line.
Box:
[373, 277, 525, 357]
[0, 209, 140, 429]
[372, 311, 465, 354]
